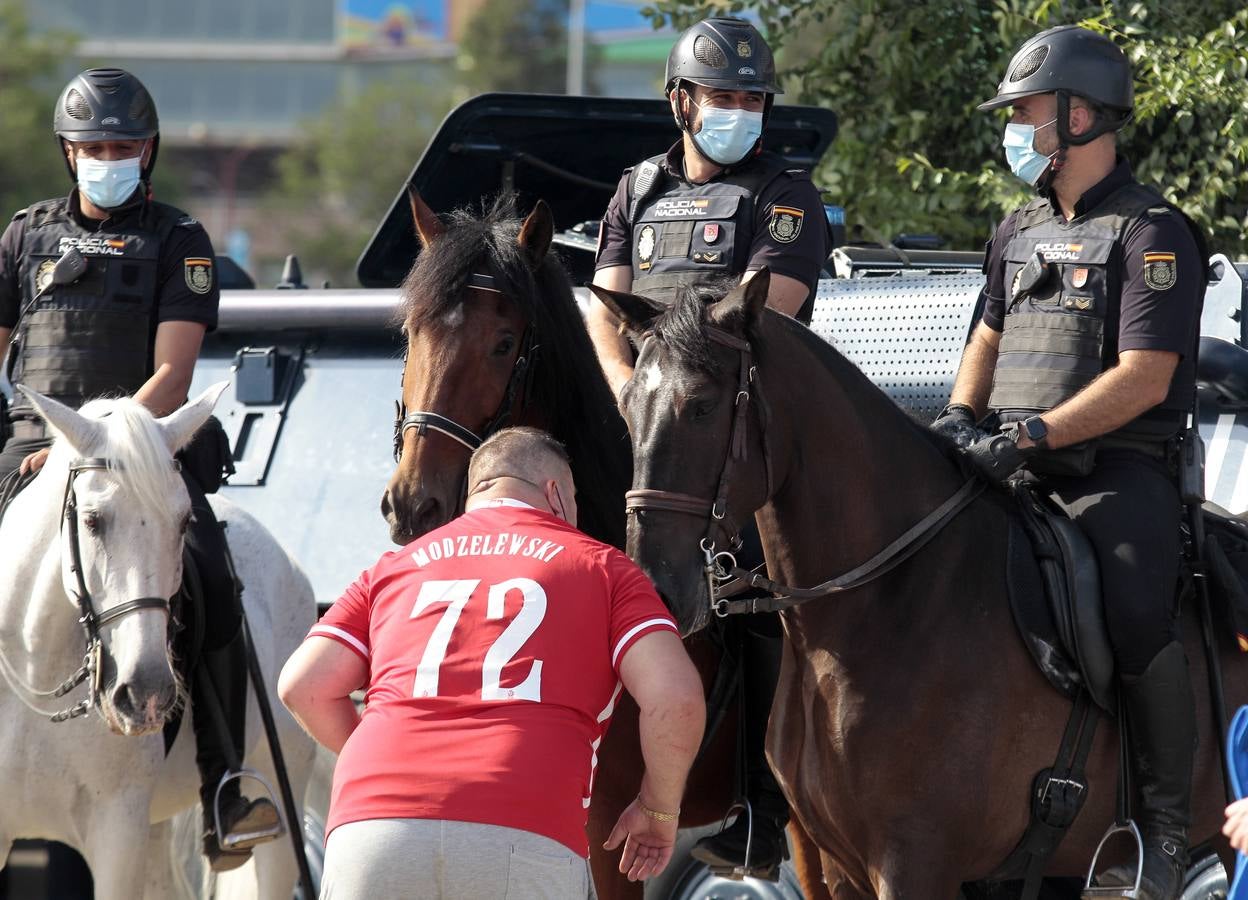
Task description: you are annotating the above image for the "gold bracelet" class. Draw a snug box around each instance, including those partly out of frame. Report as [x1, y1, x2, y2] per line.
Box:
[637, 797, 679, 822]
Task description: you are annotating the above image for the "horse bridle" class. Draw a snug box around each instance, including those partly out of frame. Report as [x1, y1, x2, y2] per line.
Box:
[48, 457, 175, 722]
[392, 272, 538, 459]
[624, 325, 986, 620]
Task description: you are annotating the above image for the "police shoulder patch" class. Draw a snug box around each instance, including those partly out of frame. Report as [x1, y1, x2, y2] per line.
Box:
[768, 206, 804, 244]
[184, 257, 213, 294]
[1143, 251, 1177, 291]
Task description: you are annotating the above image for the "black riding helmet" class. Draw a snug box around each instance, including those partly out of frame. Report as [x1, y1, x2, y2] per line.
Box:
[665, 17, 783, 148]
[54, 68, 160, 181]
[978, 25, 1133, 147]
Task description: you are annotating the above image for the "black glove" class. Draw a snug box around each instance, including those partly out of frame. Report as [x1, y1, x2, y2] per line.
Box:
[930, 403, 984, 449]
[965, 426, 1032, 483]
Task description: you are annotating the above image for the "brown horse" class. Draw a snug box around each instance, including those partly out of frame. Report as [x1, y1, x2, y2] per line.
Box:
[381, 192, 825, 898]
[592, 270, 1243, 898]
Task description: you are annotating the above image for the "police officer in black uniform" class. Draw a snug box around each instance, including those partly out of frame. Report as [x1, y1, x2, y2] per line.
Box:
[932, 27, 1205, 900]
[588, 18, 831, 880]
[0, 68, 279, 872]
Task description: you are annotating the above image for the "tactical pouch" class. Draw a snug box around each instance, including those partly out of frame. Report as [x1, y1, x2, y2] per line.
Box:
[1026, 441, 1099, 478]
[177, 415, 234, 494]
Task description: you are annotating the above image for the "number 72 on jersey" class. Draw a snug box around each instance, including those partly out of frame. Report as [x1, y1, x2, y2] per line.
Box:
[409, 577, 548, 703]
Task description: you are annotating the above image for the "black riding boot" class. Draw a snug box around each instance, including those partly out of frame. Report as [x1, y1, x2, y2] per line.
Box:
[692, 615, 790, 880]
[192, 627, 280, 872]
[1085, 642, 1195, 900]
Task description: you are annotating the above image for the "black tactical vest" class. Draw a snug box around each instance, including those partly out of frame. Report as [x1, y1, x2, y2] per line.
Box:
[7, 198, 183, 421]
[988, 182, 1205, 442]
[627, 151, 796, 309]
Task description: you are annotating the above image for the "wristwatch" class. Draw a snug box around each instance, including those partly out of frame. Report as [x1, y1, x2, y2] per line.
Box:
[1021, 416, 1049, 449]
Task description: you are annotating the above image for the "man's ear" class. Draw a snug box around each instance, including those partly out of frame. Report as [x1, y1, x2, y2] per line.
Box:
[589, 284, 665, 335]
[708, 268, 770, 334]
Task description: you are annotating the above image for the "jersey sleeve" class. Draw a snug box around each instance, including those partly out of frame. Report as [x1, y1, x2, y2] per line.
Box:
[747, 171, 830, 292]
[0, 214, 26, 329]
[156, 218, 219, 331]
[978, 213, 1018, 333]
[1117, 210, 1202, 356]
[603, 548, 679, 675]
[308, 568, 373, 663]
[594, 170, 633, 272]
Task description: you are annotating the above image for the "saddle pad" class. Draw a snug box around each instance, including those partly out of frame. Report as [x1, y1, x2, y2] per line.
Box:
[1228, 705, 1248, 899]
[1006, 515, 1082, 699]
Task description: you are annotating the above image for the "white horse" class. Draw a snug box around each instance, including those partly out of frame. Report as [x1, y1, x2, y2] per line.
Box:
[0, 384, 317, 899]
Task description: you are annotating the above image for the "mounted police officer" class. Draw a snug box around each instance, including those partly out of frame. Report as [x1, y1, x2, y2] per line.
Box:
[0, 68, 279, 871]
[588, 17, 831, 880]
[933, 27, 1206, 900]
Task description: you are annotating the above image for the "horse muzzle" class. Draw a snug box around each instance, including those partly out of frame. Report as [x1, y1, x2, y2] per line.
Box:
[103, 671, 178, 736]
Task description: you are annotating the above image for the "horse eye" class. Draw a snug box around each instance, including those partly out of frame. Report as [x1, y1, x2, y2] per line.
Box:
[492, 336, 516, 357]
[83, 511, 102, 534]
[691, 399, 716, 420]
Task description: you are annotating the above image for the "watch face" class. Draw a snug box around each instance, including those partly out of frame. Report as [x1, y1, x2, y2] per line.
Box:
[1025, 418, 1046, 441]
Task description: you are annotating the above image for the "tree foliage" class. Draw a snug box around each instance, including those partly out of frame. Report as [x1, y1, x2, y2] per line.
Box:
[0, 0, 78, 221]
[641, 0, 1248, 256]
[268, 77, 453, 287]
[458, 0, 572, 94]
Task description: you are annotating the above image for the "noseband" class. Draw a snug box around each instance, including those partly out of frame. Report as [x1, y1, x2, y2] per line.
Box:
[624, 324, 986, 621]
[48, 457, 174, 722]
[392, 272, 538, 460]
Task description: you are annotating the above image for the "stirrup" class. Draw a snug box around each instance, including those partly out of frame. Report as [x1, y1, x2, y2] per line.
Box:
[1083, 819, 1145, 898]
[706, 799, 757, 882]
[212, 768, 285, 849]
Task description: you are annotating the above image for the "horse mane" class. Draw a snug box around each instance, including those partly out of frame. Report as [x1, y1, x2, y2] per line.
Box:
[652, 285, 963, 465]
[76, 397, 183, 522]
[400, 194, 632, 548]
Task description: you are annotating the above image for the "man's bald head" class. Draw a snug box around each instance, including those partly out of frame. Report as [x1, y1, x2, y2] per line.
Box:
[466, 428, 577, 524]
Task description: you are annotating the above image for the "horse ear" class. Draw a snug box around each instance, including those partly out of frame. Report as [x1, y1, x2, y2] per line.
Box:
[517, 199, 554, 268]
[158, 382, 229, 454]
[589, 284, 664, 335]
[14, 384, 103, 453]
[408, 186, 444, 250]
[708, 268, 770, 334]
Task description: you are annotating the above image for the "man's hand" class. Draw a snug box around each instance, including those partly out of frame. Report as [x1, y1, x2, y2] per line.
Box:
[964, 427, 1032, 483]
[1225, 798, 1248, 851]
[930, 403, 984, 449]
[19, 447, 49, 475]
[604, 797, 679, 882]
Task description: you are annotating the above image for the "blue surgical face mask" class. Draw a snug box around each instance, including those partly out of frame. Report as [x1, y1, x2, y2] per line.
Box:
[692, 102, 764, 166]
[76, 155, 143, 209]
[1002, 118, 1058, 187]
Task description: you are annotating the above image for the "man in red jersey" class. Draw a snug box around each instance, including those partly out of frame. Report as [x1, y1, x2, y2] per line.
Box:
[279, 427, 705, 898]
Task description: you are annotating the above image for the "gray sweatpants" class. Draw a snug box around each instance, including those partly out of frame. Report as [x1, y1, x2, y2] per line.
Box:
[320, 818, 592, 900]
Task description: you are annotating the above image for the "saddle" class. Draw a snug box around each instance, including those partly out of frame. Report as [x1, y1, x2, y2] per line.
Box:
[1007, 482, 1116, 712]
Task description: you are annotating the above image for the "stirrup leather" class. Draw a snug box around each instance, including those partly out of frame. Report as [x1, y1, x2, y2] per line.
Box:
[212, 768, 285, 849]
[1082, 819, 1145, 898]
[703, 798, 784, 882]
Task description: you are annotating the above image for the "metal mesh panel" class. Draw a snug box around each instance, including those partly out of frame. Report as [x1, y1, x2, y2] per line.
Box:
[1009, 45, 1049, 82]
[808, 274, 986, 422]
[64, 89, 92, 120]
[693, 35, 728, 69]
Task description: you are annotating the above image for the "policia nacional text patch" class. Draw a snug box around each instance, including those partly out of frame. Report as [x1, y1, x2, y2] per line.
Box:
[768, 206, 804, 244]
[184, 257, 213, 295]
[1143, 251, 1177, 291]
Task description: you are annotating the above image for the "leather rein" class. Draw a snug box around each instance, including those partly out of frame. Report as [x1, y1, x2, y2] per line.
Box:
[392, 272, 538, 459]
[48, 457, 174, 722]
[624, 325, 985, 619]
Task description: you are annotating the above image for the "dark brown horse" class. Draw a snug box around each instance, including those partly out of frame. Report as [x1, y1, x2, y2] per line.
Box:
[381, 192, 820, 898]
[592, 271, 1244, 898]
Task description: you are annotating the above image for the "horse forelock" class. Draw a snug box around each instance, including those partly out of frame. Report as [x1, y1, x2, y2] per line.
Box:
[79, 397, 184, 522]
[651, 279, 746, 376]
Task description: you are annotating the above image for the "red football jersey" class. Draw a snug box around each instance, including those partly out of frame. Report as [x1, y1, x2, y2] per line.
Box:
[309, 500, 678, 855]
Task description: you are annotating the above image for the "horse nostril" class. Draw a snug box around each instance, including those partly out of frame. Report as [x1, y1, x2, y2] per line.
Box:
[112, 682, 139, 719]
[380, 489, 394, 520]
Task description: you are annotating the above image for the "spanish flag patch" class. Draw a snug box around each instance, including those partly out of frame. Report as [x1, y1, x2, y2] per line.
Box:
[1142, 251, 1177, 291]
